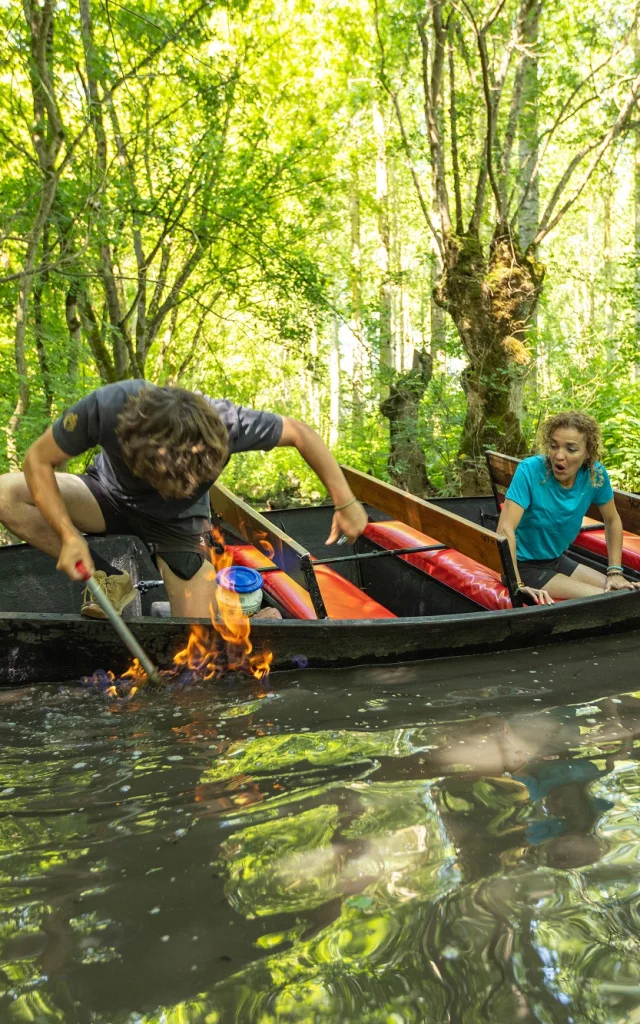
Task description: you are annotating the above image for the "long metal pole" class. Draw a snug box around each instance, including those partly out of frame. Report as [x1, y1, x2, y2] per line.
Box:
[77, 563, 162, 685]
[255, 543, 447, 573]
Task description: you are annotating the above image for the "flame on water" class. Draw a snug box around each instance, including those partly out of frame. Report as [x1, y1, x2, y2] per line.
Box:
[171, 526, 273, 684]
[82, 526, 273, 698]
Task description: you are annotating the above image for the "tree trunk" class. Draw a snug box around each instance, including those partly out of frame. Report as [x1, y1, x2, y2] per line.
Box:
[635, 30, 640, 379]
[8, 0, 64, 467]
[349, 150, 365, 439]
[430, 202, 447, 367]
[65, 284, 83, 382]
[328, 317, 341, 449]
[307, 323, 321, 430]
[152, 307, 179, 382]
[373, 99, 393, 395]
[33, 231, 53, 417]
[602, 174, 615, 359]
[435, 229, 544, 493]
[380, 349, 436, 495]
[517, 2, 541, 253]
[7, 172, 60, 468]
[518, 0, 541, 392]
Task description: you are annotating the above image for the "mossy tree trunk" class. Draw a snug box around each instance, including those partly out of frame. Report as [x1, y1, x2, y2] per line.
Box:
[377, 0, 640, 493]
[380, 349, 437, 496]
[435, 229, 544, 493]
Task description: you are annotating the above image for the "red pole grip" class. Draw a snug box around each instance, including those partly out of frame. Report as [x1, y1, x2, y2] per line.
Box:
[75, 561, 90, 581]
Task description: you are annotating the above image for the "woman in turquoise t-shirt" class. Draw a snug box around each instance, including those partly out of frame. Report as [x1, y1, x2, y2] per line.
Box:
[498, 412, 640, 605]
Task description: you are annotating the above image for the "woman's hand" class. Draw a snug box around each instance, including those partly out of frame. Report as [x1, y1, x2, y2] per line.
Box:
[604, 574, 640, 593]
[517, 585, 554, 606]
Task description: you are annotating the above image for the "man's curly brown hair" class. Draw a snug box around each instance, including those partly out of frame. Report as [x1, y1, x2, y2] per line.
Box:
[116, 386, 229, 498]
[538, 411, 603, 485]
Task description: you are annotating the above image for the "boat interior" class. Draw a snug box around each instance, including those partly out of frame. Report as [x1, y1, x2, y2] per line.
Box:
[1, 454, 639, 623]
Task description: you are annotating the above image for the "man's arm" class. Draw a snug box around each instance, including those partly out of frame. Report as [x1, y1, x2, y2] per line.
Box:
[278, 417, 368, 544]
[23, 428, 94, 579]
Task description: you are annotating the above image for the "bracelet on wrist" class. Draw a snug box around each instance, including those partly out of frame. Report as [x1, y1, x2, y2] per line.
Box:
[334, 496, 358, 512]
[607, 566, 623, 575]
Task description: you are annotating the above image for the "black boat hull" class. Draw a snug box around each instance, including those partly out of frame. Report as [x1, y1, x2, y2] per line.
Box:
[1, 588, 639, 685]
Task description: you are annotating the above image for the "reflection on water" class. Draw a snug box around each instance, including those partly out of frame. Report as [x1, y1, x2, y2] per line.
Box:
[1, 638, 640, 1022]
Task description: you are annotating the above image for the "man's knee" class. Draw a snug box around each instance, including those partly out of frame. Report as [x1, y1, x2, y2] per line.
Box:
[0, 473, 30, 520]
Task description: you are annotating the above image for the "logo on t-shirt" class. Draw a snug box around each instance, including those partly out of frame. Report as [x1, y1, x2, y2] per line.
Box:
[63, 413, 78, 432]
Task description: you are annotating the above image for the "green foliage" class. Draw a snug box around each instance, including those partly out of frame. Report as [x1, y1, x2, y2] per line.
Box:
[0, 0, 639, 499]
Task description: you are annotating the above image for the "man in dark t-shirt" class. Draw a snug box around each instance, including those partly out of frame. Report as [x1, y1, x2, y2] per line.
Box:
[0, 382, 367, 617]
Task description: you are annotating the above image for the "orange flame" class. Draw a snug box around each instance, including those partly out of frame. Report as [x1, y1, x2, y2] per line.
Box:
[82, 526, 273, 697]
[169, 526, 273, 684]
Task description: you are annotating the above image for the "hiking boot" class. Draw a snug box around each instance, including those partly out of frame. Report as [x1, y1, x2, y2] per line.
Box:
[81, 570, 136, 620]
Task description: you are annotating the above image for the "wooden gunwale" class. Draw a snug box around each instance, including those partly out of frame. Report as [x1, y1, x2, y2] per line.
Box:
[340, 465, 522, 602]
[210, 482, 327, 617]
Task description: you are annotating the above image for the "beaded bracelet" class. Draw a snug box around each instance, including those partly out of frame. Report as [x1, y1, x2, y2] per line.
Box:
[607, 566, 623, 575]
[334, 496, 358, 512]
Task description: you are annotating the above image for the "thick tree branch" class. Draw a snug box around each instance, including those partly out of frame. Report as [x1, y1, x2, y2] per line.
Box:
[514, 8, 639, 226]
[448, 33, 464, 232]
[417, 5, 452, 234]
[535, 68, 640, 242]
[463, 0, 532, 229]
[373, 0, 444, 252]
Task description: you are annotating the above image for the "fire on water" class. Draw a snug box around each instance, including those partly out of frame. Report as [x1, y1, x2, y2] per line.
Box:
[82, 528, 273, 698]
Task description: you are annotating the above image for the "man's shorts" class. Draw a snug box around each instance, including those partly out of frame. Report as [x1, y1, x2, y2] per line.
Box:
[79, 466, 216, 581]
[517, 552, 581, 590]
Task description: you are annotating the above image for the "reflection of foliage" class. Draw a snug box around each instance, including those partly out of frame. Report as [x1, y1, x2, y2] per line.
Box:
[200, 728, 422, 785]
[222, 805, 341, 915]
[2, 692, 640, 1021]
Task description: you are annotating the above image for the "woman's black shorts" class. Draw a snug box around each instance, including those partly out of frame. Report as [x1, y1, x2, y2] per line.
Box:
[79, 467, 215, 581]
[517, 553, 580, 589]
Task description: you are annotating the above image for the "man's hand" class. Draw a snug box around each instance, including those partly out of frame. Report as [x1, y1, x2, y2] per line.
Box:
[57, 532, 94, 580]
[604, 574, 640, 593]
[326, 500, 368, 545]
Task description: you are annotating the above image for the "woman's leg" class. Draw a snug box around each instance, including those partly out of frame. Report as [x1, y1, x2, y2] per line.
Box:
[544, 570, 604, 599]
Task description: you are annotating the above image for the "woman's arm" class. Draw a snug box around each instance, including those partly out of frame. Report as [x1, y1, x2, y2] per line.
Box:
[497, 498, 554, 605]
[600, 499, 640, 592]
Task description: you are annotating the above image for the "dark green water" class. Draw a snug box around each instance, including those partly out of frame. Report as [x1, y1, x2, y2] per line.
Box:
[2, 635, 640, 1023]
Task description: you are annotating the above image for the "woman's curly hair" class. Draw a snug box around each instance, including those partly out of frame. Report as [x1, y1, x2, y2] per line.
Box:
[538, 411, 603, 486]
[116, 386, 229, 498]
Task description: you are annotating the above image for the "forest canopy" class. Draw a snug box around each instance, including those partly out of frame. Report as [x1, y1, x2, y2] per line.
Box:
[1, 0, 640, 500]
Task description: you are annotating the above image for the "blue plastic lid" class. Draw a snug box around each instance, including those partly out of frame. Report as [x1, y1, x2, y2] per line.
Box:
[216, 566, 263, 593]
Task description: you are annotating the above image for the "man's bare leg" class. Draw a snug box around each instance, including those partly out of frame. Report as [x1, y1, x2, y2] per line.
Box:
[156, 556, 281, 620]
[0, 472, 106, 558]
[156, 556, 217, 618]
